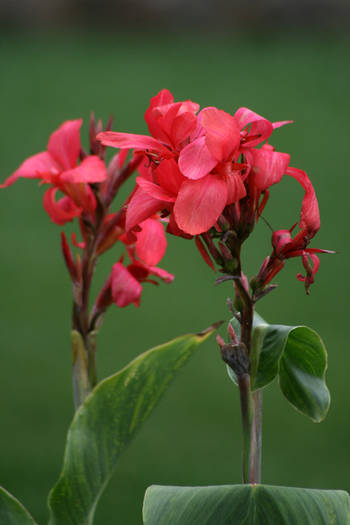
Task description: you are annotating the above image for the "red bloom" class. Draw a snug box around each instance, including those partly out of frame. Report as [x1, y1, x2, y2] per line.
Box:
[1, 119, 107, 224]
[98, 89, 291, 237]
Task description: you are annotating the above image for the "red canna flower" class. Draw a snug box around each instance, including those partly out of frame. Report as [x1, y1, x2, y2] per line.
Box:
[1, 119, 107, 224]
[97, 89, 291, 237]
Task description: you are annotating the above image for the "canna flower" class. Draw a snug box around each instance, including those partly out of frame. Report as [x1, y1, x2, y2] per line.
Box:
[253, 167, 333, 293]
[1, 119, 107, 224]
[97, 89, 291, 237]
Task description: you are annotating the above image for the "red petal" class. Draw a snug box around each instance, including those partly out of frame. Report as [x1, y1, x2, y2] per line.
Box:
[97, 131, 170, 156]
[136, 176, 176, 202]
[0, 152, 59, 188]
[200, 107, 240, 161]
[195, 236, 215, 271]
[224, 170, 247, 204]
[234, 107, 273, 147]
[174, 174, 228, 235]
[154, 159, 185, 195]
[135, 218, 167, 266]
[47, 119, 82, 170]
[43, 187, 82, 225]
[251, 145, 290, 190]
[125, 187, 166, 231]
[60, 156, 107, 184]
[170, 111, 197, 147]
[148, 265, 174, 283]
[111, 262, 142, 307]
[178, 136, 217, 180]
[286, 166, 320, 234]
[273, 120, 293, 129]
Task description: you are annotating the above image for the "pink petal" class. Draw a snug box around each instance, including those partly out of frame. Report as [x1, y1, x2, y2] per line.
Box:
[170, 111, 197, 147]
[60, 156, 107, 184]
[43, 187, 82, 225]
[273, 120, 293, 129]
[136, 176, 176, 202]
[148, 89, 174, 110]
[97, 131, 170, 156]
[148, 265, 174, 283]
[154, 159, 185, 195]
[200, 107, 240, 161]
[251, 145, 290, 190]
[174, 174, 228, 235]
[178, 136, 217, 180]
[135, 218, 167, 266]
[125, 187, 166, 231]
[47, 119, 82, 170]
[111, 262, 142, 307]
[0, 152, 60, 188]
[286, 166, 320, 234]
[234, 107, 273, 148]
[224, 170, 247, 204]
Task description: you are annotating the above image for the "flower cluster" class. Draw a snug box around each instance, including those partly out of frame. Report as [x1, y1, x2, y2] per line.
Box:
[98, 89, 331, 292]
[2, 117, 173, 310]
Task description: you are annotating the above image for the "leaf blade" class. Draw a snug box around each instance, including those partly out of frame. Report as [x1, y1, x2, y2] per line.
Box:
[48, 329, 214, 525]
[0, 486, 38, 525]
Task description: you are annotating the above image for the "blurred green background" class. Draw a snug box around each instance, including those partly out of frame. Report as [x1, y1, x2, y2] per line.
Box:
[0, 21, 349, 525]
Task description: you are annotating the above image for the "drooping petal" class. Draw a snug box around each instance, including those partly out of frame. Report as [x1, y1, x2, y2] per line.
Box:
[60, 155, 107, 184]
[136, 176, 176, 202]
[250, 145, 290, 191]
[195, 236, 215, 271]
[200, 107, 240, 161]
[111, 262, 142, 307]
[286, 166, 320, 234]
[234, 107, 273, 148]
[174, 174, 228, 235]
[178, 136, 217, 180]
[97, 131, 170, 156]
[125, 187, 167, 231]
[135, 218, 167, 266]
[0, 152, 60, 188]
[43, 187, 82, 225]
[297, 253, 320, 294]
[47, 119, 82, 170]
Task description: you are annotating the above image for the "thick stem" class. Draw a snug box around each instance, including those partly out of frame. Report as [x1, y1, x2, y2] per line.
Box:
[238, 373, 254, 484]
[251, 389, 263, 484]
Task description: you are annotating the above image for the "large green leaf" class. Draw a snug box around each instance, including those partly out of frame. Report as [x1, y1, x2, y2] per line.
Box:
[227, 313, 330, 422]
[0, 486, 38, 525]
[143, 484, 350, 524]
[48, 328, 215, 525]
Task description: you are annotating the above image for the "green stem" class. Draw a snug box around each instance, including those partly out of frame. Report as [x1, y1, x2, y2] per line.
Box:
[238, 373, 254, 484]
[251, 389, 263, 483]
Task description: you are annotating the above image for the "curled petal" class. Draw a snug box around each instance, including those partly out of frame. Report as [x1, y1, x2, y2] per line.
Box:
[135, 218, 167, 266]
[286, 166, 320, 235]
[47, 119, 82, 170]
[111, 262, 142, 307]
[174, 174, 228, 235]
[97, 131, 170, 156]
[297, 253, 320, 294]
[234, 107, 273, 147]
[43, 187, 82, 225]
[1, 152, 59, 188]
[60, 156, 107, 184]
[178, 136, 217, 180]
[251, 145, 290, 191]
[126, 187, 166, 231]
[200, 107, 240, 161]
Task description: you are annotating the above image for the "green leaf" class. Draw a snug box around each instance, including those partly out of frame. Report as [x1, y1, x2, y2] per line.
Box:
[48, 328, 215, 525]
[143, 484, 350, 525]
[227, 313, 330, 422]
[0, 486, 38, 525]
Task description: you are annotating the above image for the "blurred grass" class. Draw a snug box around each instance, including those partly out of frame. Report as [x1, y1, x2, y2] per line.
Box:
[0, 30, 349, 524]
